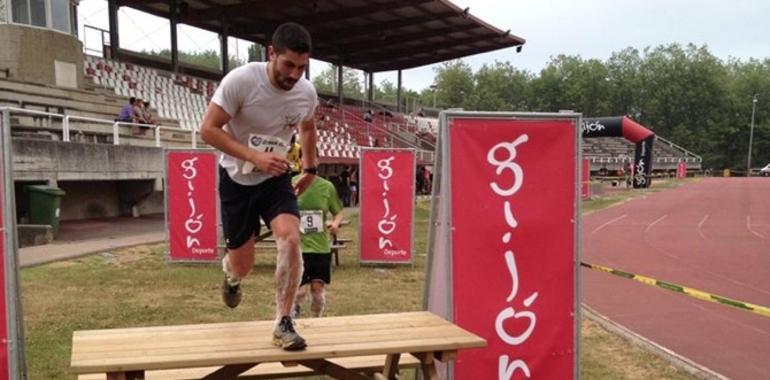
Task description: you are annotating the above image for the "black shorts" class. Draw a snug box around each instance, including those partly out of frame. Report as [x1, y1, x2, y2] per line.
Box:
[300, 253, 332, 285]
[219, 166, 300, 249]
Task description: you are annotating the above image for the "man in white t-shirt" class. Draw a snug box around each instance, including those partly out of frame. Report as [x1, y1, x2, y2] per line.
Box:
[200, 22, 318, 351]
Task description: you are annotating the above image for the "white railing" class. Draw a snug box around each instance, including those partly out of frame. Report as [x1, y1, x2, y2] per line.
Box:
[0, 106, 197, 148]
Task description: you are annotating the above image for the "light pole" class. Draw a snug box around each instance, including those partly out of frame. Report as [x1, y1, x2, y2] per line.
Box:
[430, 84, 437, 108]
[747, 94, 758, 176]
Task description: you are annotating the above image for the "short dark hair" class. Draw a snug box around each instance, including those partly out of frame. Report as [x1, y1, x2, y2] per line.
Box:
[129, 97, 136, 104]
[272, 22, 311, 54]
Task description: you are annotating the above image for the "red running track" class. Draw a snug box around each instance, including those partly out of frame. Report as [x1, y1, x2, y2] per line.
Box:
[582, 178, 770, 379]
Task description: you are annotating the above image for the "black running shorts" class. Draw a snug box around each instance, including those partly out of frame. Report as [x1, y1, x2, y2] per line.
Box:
[300, 253, 332, 285]
[219, 166, 300, 249]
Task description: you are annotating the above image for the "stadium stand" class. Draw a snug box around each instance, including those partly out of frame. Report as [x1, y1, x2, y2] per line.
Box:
[584, 136, 702, 173]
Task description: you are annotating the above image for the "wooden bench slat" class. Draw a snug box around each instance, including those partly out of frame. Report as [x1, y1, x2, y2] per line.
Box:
[77, 354, 420, 380]
[73, 311, 435, 338]
[73, 326, 462, 362]
[72, 312, 485, 375]
[72, 316, 451, 352]
[73, 324, 464, 359]
[73, 335, 482, 373]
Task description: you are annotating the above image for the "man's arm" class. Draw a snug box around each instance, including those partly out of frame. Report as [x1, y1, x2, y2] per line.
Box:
[298, 117, 318, 170]
[293, 117, 318, 196]
[199, 102, 288, 176]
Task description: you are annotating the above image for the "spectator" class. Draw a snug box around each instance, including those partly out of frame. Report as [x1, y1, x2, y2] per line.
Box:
[339, 166, 351, 207]
[116, 97, 139, 123]
[363, 109, 373, 122]
[349, 166, 358, 207]
[142, 101, 158, 125]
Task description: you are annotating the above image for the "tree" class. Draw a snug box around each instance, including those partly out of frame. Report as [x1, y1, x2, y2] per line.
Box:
[142, 49, 244, 71]
[431, 60, 475, 109]
[312, 64, 364, 99]
[247, 44, 265, 62]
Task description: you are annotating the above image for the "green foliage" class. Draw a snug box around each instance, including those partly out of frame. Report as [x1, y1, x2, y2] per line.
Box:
[424, 44, 770, 170]
[312, 64, 365, 99]
[142, 49, 245, 71]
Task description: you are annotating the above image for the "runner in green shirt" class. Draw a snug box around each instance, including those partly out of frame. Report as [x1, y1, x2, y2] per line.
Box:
[292, 174, 343, 317]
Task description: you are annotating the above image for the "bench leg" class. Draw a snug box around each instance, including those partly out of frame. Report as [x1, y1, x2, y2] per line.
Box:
[382, 353, 401, 379]
[411, 352, 438, 380]
[333, 248, 340, 266]
[298, 359, 370, 380]
[106, 371, 144, 380]
[200, 363, 260, 380]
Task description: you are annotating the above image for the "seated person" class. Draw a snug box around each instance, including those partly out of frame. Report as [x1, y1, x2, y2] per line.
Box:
[116, 97, 140, 123]
[142, 101, 158, 125]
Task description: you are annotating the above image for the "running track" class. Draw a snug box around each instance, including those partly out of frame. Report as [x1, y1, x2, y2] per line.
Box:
[582, 178, 770, 379]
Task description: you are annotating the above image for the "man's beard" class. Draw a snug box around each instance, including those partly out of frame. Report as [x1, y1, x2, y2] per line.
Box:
[274, 71, 297, 90]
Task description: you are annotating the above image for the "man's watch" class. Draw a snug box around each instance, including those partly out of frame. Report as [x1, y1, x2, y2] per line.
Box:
[303, 167, 318, 175]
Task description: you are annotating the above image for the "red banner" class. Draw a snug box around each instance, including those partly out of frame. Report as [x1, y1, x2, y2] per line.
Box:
[449, 118, 577, 379]
[581, 158, 591, 199]
[359, 149, 415, 264]
[166, 151, 218, 262]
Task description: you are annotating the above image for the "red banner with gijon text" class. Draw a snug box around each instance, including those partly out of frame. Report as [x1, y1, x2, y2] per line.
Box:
[359, 149, 414, 264]
[449, 118, 577, 379]
[166, 151, 218, 262]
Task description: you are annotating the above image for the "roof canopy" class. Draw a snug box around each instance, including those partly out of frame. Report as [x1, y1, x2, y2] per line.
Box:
[119, 0, 526, 72]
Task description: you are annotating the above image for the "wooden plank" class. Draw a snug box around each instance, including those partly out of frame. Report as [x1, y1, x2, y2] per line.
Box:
[73, 335, 483, 374]
[72, 325, 469, 359]
[71, 312, 485, 374]
[73, 312, 459, 345]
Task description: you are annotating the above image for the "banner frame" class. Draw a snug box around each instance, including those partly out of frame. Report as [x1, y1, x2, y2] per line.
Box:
[163, 148, 221, 264]
[358, 147, 416, 266]
[424, 110, 582, 380]
[1, 108, 25, 379]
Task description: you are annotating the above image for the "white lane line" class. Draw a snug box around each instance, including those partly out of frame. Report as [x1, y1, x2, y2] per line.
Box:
[697, 215, 709, 239]
[747, 216, 766, 239]
[644, 214, 668, 233]
[591, 214, 628, 234]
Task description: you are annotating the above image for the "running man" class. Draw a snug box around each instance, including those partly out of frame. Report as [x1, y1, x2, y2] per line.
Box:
[292, 170, 343, 318]
[200, 22, 318, 351]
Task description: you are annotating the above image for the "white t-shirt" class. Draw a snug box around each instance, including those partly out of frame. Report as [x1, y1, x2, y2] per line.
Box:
[211, 62, 317, 185]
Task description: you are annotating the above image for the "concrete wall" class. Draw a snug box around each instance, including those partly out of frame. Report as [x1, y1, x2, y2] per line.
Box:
[0, 24, 84, 89]
[12, 139, 165, 182]
[11, 139, 167, 220]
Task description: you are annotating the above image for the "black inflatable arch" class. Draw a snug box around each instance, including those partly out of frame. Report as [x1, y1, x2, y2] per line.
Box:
[582, 116, 655, 188]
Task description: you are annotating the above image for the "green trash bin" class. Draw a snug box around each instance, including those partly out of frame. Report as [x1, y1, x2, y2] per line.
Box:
[26, 185, 66, 237]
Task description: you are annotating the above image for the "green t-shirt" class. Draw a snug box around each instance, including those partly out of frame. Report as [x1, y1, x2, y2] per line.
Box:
[292, 175, 343, 254]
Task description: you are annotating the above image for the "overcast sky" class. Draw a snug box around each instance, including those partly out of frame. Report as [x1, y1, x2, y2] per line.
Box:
[77, 0, 770, 91]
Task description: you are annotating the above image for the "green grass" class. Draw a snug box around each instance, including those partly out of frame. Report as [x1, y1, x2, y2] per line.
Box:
[21, 188, 696, 379]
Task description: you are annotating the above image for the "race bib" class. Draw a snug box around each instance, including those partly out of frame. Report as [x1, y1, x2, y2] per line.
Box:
[248, 134, 288, 155]
[299, 210, 323, 234]
[242, 134, 289, 174]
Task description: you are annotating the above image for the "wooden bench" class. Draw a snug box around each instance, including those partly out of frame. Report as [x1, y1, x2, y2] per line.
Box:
[71, 311, 485, 380]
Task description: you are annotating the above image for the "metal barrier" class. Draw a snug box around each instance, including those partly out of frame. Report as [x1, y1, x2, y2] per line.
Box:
[0, 106, 197, 148]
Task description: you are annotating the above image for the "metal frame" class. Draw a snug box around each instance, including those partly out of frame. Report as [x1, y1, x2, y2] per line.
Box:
[424, 110, 582, 380]
[357, 147, 416, 266]
[163, 148, 220, 264]
[1, 109, 26, 379]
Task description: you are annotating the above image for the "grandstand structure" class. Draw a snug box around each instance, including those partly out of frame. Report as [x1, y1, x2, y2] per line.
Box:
[0, 0, 525, 223]
[584, 136, 703, 174]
